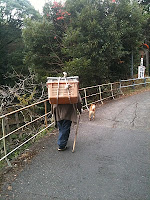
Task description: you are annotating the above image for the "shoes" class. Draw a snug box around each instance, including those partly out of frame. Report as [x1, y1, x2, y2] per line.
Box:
[57, 146, 67, 151]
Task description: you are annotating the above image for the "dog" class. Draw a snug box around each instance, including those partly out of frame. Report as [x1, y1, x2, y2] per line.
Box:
[89, 104, 96, 121]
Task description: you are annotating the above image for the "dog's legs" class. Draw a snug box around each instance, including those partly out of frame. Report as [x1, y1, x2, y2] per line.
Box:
[89, 113, 91, 121]
[93, 113, 95, 120]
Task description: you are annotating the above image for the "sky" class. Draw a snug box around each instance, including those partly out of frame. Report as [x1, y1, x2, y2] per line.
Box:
[29, 0, 47, 13]
[29, 0, 65, 13]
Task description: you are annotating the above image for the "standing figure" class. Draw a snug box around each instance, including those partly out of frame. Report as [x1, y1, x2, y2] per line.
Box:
[52, 96, 82, 151]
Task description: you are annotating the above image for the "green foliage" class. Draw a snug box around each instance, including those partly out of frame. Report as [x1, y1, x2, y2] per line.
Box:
[138, 0, 150, 13]
[64, 58, 93, 86]
[0, 0, 40, 21]
[0, 0, 40, 85]
[23, 19, 62, 81]
[23, 1, 72, 82]
[34, 126, 54, 141]
[16, 87, 36, 106]
[23, 20, 59, 78]
[63, 0, 145, 86]
[23, 2, 70, 82]
[0, 0, 149, 88]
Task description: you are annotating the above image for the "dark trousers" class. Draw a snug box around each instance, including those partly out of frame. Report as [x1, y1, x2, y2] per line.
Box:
[57, 120, 72, 148]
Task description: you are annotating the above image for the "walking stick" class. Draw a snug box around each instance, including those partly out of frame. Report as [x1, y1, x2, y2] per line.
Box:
[72, 113, 81, 153]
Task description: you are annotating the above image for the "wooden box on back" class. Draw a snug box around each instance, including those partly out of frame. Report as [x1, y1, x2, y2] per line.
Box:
[47, 76, 79, 104]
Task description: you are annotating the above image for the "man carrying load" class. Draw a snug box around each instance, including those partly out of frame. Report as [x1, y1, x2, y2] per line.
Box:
[47, 73, 82, 151]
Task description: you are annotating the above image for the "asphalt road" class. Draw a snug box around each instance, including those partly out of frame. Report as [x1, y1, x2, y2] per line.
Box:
[1, 91, 150, 200]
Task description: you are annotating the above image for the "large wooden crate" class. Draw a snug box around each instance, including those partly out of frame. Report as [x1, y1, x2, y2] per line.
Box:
[47, 76, 79, 104]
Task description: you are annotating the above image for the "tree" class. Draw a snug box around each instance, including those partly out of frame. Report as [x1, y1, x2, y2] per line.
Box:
[63, 0, 145, 87]
[0, 0, 40, 85]
[111, 0, 145, 78]
[138, 0, 150, 74]
[23, 1, 71, 81]
[23, 19, 63, 81]
[0, 69, 46, 115]
[138, 0, 150, 13]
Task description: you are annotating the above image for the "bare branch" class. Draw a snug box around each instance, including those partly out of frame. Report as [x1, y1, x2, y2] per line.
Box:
[0, 69, 47, 115]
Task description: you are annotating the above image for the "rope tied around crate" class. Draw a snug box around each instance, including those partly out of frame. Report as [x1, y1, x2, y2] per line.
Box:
[64, 77, 72, 104]
[56, 77, 61, 105]
[56, 76, 72, 104]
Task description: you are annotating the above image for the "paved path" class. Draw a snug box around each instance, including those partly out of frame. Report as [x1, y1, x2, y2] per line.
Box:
[1, 91, 150, 200]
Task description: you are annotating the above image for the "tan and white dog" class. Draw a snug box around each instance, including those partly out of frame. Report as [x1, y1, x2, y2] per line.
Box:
[89, 104, 96, 121]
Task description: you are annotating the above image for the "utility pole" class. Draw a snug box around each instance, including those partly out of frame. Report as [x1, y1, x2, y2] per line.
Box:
[146, 49, 149, 76]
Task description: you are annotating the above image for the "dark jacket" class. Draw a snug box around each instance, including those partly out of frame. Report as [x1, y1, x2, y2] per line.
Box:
[52, 94, 82, 125]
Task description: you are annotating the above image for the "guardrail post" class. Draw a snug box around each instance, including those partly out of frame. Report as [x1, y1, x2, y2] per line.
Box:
[144, 77, 146, 87]
[44, 101, 48, 128]
[119, 80, 122, 92]
[119, 80, 124, 95]
[2, 117, 11, 167]
[132, 79, 135, 90]
[99, 86, 103, 104]
[15, 112, 19, 128]
[110, 83, 114, 99]
[84, 88, 89, 110]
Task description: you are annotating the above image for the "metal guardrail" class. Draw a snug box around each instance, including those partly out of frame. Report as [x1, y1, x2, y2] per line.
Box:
[0, 77, 150, 166]
[0, 99, 52, 166]
[120, 77, 150, 89]
[79, 82, 121, 110]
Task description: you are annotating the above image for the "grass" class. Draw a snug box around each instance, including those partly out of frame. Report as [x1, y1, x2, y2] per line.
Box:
[121, 84, 150, 96]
